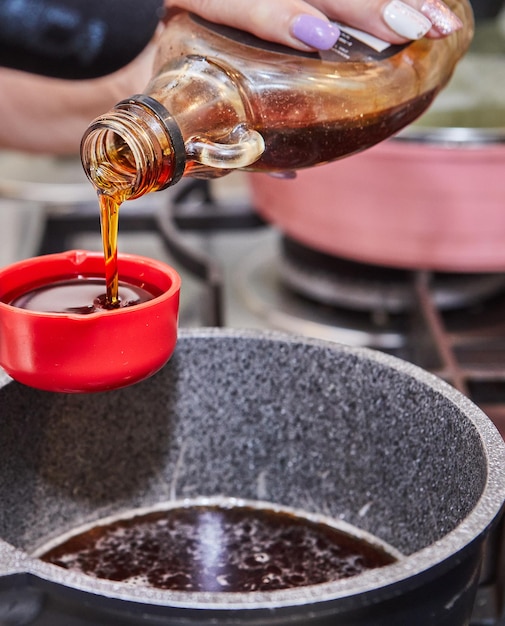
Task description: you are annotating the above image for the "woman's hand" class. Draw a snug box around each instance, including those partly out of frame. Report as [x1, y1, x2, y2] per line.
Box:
[0, 37, 159, 154]
[0, 0, 465, 155]
[166, 0, 463, 51]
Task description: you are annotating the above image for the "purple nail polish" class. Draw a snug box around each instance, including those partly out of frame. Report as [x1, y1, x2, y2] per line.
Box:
[292, 15, 340, 50]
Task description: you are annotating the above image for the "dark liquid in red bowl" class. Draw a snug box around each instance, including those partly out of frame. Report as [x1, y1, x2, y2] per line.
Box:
[39, 504, 398, 592]
[7, 277, 159, 314]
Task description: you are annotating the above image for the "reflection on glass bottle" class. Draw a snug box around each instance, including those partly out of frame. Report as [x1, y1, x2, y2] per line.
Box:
[81, 1, 474, 201]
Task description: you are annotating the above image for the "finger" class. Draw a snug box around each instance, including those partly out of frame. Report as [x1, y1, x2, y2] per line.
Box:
[165, 0, 341, 51]
[308, 0, 464, 43]
[166, 0, 464, 51]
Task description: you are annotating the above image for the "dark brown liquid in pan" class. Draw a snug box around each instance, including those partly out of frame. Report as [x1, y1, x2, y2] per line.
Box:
[40, 504, 397, 592]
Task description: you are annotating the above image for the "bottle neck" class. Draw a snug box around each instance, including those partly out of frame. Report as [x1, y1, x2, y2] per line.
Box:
[80, 95, 186, 201]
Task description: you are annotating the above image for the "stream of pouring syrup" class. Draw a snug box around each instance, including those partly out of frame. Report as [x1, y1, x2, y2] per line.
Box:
[98, 193, 121, 307]
[88, 142, 140, 307]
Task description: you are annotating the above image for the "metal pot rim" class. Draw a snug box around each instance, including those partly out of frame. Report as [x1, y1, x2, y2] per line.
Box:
[395, 125, 505, 146]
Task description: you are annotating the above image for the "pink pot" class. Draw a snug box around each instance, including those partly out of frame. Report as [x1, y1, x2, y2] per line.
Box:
[248, 137, 505, 272]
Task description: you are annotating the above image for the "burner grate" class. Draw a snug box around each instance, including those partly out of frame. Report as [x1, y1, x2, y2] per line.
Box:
[279, 236, 505, 313]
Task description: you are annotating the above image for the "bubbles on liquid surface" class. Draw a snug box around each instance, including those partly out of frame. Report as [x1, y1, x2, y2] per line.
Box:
[39, 503, 397, 592]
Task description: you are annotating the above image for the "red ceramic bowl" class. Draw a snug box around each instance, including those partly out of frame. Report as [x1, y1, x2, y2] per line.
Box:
[0, 250, 181, 393]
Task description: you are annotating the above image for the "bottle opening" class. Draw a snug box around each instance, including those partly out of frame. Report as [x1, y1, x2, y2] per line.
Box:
[80, 97, 185, 202]
[81, 125, 138, 201]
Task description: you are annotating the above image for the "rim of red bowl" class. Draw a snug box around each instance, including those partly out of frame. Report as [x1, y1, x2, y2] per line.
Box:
[0, 249, 181, 320]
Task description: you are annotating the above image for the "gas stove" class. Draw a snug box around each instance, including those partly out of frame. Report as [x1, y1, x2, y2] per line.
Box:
[37, 175, 505, 430]
[2, 170, 505, 624]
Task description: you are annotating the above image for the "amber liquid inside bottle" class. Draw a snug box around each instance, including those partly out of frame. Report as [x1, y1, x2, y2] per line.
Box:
[81, 1, 473, 300]
[146, 4, 473, 172]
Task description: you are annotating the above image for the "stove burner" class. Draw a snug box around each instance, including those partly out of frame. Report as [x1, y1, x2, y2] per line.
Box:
[279, 237, 505, 313]
[235, 242, 408, 350]
[236, 235, 505, 353]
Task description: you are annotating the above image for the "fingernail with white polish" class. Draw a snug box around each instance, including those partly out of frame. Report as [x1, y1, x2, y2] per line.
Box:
[292, 15, 340, 50]
[383, 0, 432, 39]
[421, 0, 463, 35]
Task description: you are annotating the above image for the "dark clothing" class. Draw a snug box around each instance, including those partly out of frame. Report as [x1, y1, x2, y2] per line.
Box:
[0, 0, 164, 79]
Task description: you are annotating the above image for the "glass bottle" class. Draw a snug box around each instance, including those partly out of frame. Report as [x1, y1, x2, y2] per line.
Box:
[80, 0, 474, 201]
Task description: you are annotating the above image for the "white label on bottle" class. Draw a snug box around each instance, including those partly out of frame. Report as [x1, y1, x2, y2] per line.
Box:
[336, 24, 391, 53]
[321, 23, 405, 62]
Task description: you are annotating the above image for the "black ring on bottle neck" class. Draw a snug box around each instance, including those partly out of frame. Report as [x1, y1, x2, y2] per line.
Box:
[122, 94, 187, 188]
